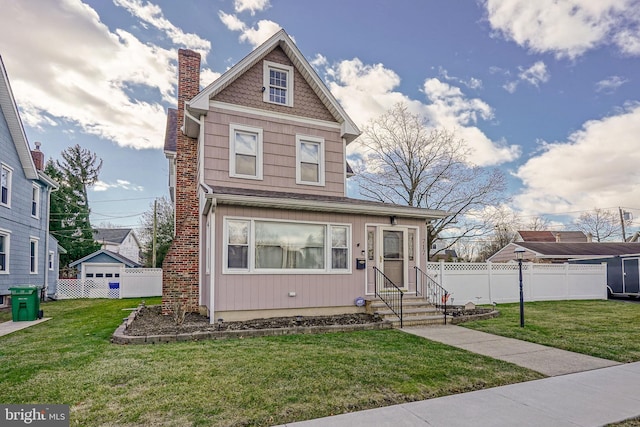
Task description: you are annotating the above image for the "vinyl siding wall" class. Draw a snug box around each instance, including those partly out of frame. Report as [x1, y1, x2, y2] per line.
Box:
[209, 205, 426, 314]
[0, 110, 54, 295]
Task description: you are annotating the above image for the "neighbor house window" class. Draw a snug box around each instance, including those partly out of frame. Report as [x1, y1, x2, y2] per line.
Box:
[0, 232, 9, 273]
[224, 218, 351, 273]
[263, 61, 293, 106]
[296, 135, 324, 186]
[48, 251, 54, 271]
[30, 238, 38, 274]
[1, 164, 11, 207]
[31, 184, 40, 218]
[229, 124, 263, 179]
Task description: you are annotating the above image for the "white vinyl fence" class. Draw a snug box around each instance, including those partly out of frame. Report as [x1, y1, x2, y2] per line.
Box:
[425, 261, 607, 305]
[56, 268, 162, 300]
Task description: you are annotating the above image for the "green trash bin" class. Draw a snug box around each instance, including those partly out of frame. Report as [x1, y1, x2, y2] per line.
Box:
[9, 286, 41, 321]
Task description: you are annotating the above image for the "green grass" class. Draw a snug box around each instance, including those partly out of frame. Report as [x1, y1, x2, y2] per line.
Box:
[0, 298, 542, 426]
[463, 299, 640, 362]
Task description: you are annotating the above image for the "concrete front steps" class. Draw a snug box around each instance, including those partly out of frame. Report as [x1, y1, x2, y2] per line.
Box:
[367, 297, 449, 327]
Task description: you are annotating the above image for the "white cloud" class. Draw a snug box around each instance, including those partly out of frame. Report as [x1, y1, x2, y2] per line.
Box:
[503, 61, 550, 92]
[0, 0, 188, 150]
[596, 75, 629, 93]
[93, 179, 144, 192]
[484, 0, 640, 59]
[514, 103, 640, 214]
[114, 0, 211, 58]
[321, 58, 519, 167]
[234, 0, 270, 15]
[200, 67, 222, 88]
[218, 11, 247, 31]
[218, 11, 282, 48]
[518, 61, 549, 86]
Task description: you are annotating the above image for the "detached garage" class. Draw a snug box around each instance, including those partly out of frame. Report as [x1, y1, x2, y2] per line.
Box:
[69, 249, 141, 281]
[571, 255, 640, 298]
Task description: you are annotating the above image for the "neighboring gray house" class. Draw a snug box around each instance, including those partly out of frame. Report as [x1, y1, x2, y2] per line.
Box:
[0, 55, 62, 305]
[93, 228, 142, 265]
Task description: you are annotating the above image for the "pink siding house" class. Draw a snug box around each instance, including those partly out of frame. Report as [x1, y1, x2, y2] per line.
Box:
[163, 30, 448, 322]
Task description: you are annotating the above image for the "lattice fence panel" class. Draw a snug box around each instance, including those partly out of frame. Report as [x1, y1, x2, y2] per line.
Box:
[55, 279, 118, 299]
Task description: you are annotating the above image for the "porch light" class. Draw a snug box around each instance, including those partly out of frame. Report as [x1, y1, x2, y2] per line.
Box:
[390, 216, 397, 225]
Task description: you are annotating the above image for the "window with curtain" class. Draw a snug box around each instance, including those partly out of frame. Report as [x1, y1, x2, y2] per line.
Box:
[224, 218, 350, 273]
[256, 222, 325, 269]
[229, 124, 263, 179]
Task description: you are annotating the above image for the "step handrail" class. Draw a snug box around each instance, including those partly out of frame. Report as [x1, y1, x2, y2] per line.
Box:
[415, 266, 449, 325]
[373, 266, 404, 328]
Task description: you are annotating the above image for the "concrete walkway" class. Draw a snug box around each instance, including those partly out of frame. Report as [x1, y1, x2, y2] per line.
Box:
[275, 325, 640, 427]
[0, 318, 51, 337]
[403, 325, 620, 376]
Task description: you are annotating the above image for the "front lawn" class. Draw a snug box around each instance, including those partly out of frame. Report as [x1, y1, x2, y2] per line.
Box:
[0, 298, 541, 426]
[463, 299, 640, 362]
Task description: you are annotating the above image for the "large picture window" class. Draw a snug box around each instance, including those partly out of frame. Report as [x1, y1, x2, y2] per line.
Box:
[229, 124, 263, 179]
[224, 218, 350, 273]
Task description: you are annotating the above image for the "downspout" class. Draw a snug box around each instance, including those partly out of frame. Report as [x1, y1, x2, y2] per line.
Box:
[43, 184, 58, 300]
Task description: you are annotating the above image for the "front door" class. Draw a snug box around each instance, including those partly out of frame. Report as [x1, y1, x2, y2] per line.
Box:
[381, 228, 406, 289]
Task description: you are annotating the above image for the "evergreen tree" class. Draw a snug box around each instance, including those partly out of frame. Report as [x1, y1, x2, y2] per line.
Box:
[46, 145, 102, 273]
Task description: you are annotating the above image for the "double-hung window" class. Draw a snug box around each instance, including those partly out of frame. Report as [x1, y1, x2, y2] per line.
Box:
[263, 61, 293, 107]
[224, 218, 351, 273]
[31, 184, 40, 218]
[229, 124, 263, 179]
[296, 135, 324, 186]
[30, 238, 38, 274]
[0, 231, 9, 273]
[1, 164, 11, 207]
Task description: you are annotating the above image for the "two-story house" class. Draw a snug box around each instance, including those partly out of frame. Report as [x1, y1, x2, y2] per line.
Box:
[93, 228, 142, 264]
[162, 30, 448, 322]
[0, 55, 62, 306]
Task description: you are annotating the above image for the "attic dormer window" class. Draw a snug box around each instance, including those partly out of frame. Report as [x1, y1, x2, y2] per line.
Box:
[263, 61, 293, 107]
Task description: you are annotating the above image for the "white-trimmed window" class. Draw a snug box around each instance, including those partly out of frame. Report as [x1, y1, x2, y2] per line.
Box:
[224, 218, 351, 273]
[263, 60, 293, 107]
[31, 184, 40, 218]
[48, 251, 55, 271]
[296, 135, 325, 186]
[229, 124, 263, 179]
[0, 231, 9, 273]
[30, 237, 38, 274]
[331, 226, 349, 269]
[1, 164, 12, 207]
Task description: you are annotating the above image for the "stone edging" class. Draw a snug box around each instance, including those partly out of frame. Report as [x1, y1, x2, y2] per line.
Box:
[111, 306, 393, 345]
[449, 309, 500, 324]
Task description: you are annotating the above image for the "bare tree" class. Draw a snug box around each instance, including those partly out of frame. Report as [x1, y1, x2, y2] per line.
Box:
[353, 103, 508, 256]
[524, 216, 551, 231]
[573, 208, 622, 242]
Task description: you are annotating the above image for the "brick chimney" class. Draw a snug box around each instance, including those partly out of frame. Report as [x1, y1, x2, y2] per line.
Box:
[162, 49, 202, 315]
[31, 141, 45, 171]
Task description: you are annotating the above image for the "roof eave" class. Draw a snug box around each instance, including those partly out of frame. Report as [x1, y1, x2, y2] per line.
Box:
[211, 193, 448, 220]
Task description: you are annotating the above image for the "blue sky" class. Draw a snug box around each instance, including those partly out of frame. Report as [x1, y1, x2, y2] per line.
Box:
[1, 0, 639, 237]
